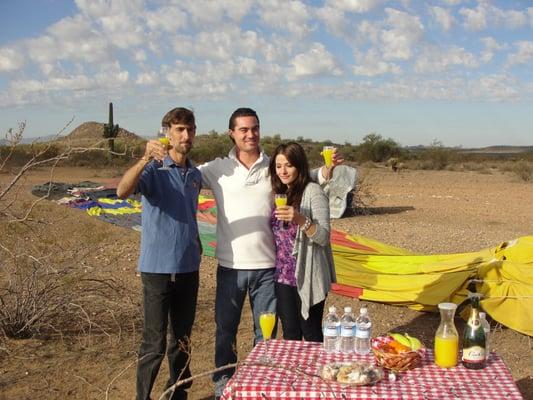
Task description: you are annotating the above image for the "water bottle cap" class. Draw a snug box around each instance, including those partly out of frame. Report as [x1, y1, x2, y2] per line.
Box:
[328, 306, 336, 313]
[344, 306, 352, 313]
[360, 307, 368, 315]
[479, 312, 486, 318]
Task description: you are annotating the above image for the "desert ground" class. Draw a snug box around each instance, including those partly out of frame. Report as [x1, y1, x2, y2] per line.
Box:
[1, 165, 532, 399]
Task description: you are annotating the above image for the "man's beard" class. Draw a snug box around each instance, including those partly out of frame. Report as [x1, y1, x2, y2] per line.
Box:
[175, 142, 192, 154]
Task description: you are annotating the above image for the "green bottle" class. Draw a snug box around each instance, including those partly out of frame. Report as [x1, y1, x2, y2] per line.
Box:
[462, 295, 486, 369]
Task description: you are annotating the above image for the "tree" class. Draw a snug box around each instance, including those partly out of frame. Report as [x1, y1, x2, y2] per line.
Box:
[356, 133, 401, 162]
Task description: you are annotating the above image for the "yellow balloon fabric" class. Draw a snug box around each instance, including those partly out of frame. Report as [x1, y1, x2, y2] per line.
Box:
[331, 232, 533, 336]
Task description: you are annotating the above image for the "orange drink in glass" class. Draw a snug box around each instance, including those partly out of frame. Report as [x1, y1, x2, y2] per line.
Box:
[274, 194, 287, 208]
[259, 312, 276, 362]
[157, 126, 171, 170]
[322, 146, 335, 168]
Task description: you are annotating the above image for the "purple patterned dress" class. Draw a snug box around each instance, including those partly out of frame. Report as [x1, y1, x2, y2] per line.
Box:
[271, 208, 297, 287]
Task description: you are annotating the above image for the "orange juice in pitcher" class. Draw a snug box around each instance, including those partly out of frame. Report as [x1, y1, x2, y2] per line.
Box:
[434, 303, 459, 368]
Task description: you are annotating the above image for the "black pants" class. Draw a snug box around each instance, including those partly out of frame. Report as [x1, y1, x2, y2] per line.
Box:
[275, 282, 325, 342]
[136, 271, 199, 400]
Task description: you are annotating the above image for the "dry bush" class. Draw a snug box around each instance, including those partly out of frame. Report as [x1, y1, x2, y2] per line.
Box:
[0, 122, 141, 343]
[510, 160, 532, 182]
[0, 246, 136, 339]
[344, 169, 376, 216]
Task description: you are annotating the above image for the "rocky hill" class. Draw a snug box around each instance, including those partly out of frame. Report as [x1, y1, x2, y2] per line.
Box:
[58, 122, 144, 146]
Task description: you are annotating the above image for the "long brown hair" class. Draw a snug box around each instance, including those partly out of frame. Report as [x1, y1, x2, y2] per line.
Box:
[269, 142, 311, 207]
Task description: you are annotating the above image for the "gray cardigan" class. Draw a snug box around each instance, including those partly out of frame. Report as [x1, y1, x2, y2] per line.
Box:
[293, 182, 336, 319]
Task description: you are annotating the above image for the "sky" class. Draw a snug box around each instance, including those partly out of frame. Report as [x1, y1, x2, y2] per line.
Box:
[1, 0, 532, 148]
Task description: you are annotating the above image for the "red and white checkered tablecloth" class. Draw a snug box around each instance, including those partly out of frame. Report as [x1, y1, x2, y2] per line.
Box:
[221, 339, 524, 400]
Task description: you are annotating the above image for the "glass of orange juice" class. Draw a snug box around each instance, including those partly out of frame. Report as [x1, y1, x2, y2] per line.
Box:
[259, 311, 276, 362]
[434, 302, 459, 368]
[274, 194, 288, 229]
[322, 146, 335, 168]
[157, 126, 171, 170]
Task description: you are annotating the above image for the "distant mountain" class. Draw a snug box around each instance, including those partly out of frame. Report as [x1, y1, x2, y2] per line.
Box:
[404, 144, 533, 154]
[460, 145, 533, 154]
[0, 122, 145, 147]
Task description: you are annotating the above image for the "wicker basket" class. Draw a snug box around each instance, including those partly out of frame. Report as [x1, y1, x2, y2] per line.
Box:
[371, 336, 425, 372]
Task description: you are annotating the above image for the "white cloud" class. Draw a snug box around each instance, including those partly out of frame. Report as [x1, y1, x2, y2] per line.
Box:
[145, 5, 188, 33]
[163, 60, 233, 97]
[289, 43, 342, 79]
[430, 6, 455, 31]
[473, 74, 519, 100]
[135, 71, 159, 85]
[75, 0, 145, 18]
[480, 36, 507, 63]
[172, 26, 266, 62]
[0, 47, 25, 72]
[381, 8, 424, 61]
[10, 79, 44, 94]
[98, 14, 146, 49]
[460, 4, 488, 31]
[325, 0, 382, 13]
[353, 49, 401, 76]
[258, 0, 312, 37]
[507, 41, 533, 66]
[46, 75, 93, 91]
[460, 3, 528, 31]
[356, 20, 381, 45]
[236, 57, 258, 75]
[178, 0, 254, 26]
[26, 15, 111, 64]
[415, 45, 479, 73]
[316, 6, 350, 37]
[94, 62, 129, 88]
[278, 74, 521, 102]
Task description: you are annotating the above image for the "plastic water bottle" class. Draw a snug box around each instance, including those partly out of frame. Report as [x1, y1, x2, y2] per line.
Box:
[323, 306, 340, 353]
[479, 312, 491, 360]
[340, 306, 355, 353]
[355, 306, 372, 355]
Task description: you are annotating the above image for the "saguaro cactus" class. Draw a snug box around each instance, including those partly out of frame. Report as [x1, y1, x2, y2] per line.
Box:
[103, 102, 119, 154]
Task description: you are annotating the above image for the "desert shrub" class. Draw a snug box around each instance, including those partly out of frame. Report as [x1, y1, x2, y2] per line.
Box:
[510, 160, 532, 182]
[355, 133, 402, 163]
[190, 134, 233, 163]
[0, 243, 135, 339]
[0, 143, 62, 166]
[342, 170, 376, 216]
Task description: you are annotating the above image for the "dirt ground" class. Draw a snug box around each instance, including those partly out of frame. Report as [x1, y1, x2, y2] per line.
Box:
[1, 166, 532, 399]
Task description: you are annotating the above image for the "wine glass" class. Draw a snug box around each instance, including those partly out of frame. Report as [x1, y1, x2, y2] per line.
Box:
[259, 311, 276, 363]
[157, 126, 171, 170]
[274, 194, 288, 229]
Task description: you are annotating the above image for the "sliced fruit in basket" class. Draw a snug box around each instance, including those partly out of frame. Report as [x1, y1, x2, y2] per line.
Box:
[372, 335, 426, 372]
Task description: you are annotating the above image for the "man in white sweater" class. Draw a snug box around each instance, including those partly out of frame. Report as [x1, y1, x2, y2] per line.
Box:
[199, 108, 339, 398]
[198, 108, 274, 398]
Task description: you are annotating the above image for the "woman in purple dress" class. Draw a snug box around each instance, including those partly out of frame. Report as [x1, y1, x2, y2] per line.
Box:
[269, 142, 336, 341]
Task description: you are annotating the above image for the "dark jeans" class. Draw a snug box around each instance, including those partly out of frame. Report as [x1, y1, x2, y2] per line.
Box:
[136, 271, 199, 400]
[275, 282, 325, 342]
[213, 266, 276, 397]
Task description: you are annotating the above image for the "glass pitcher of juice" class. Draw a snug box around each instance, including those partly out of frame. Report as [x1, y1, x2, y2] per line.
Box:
[434, 302, 459, 368]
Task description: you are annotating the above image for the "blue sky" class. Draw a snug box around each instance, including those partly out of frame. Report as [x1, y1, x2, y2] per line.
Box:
[1, 0, 532, 147]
